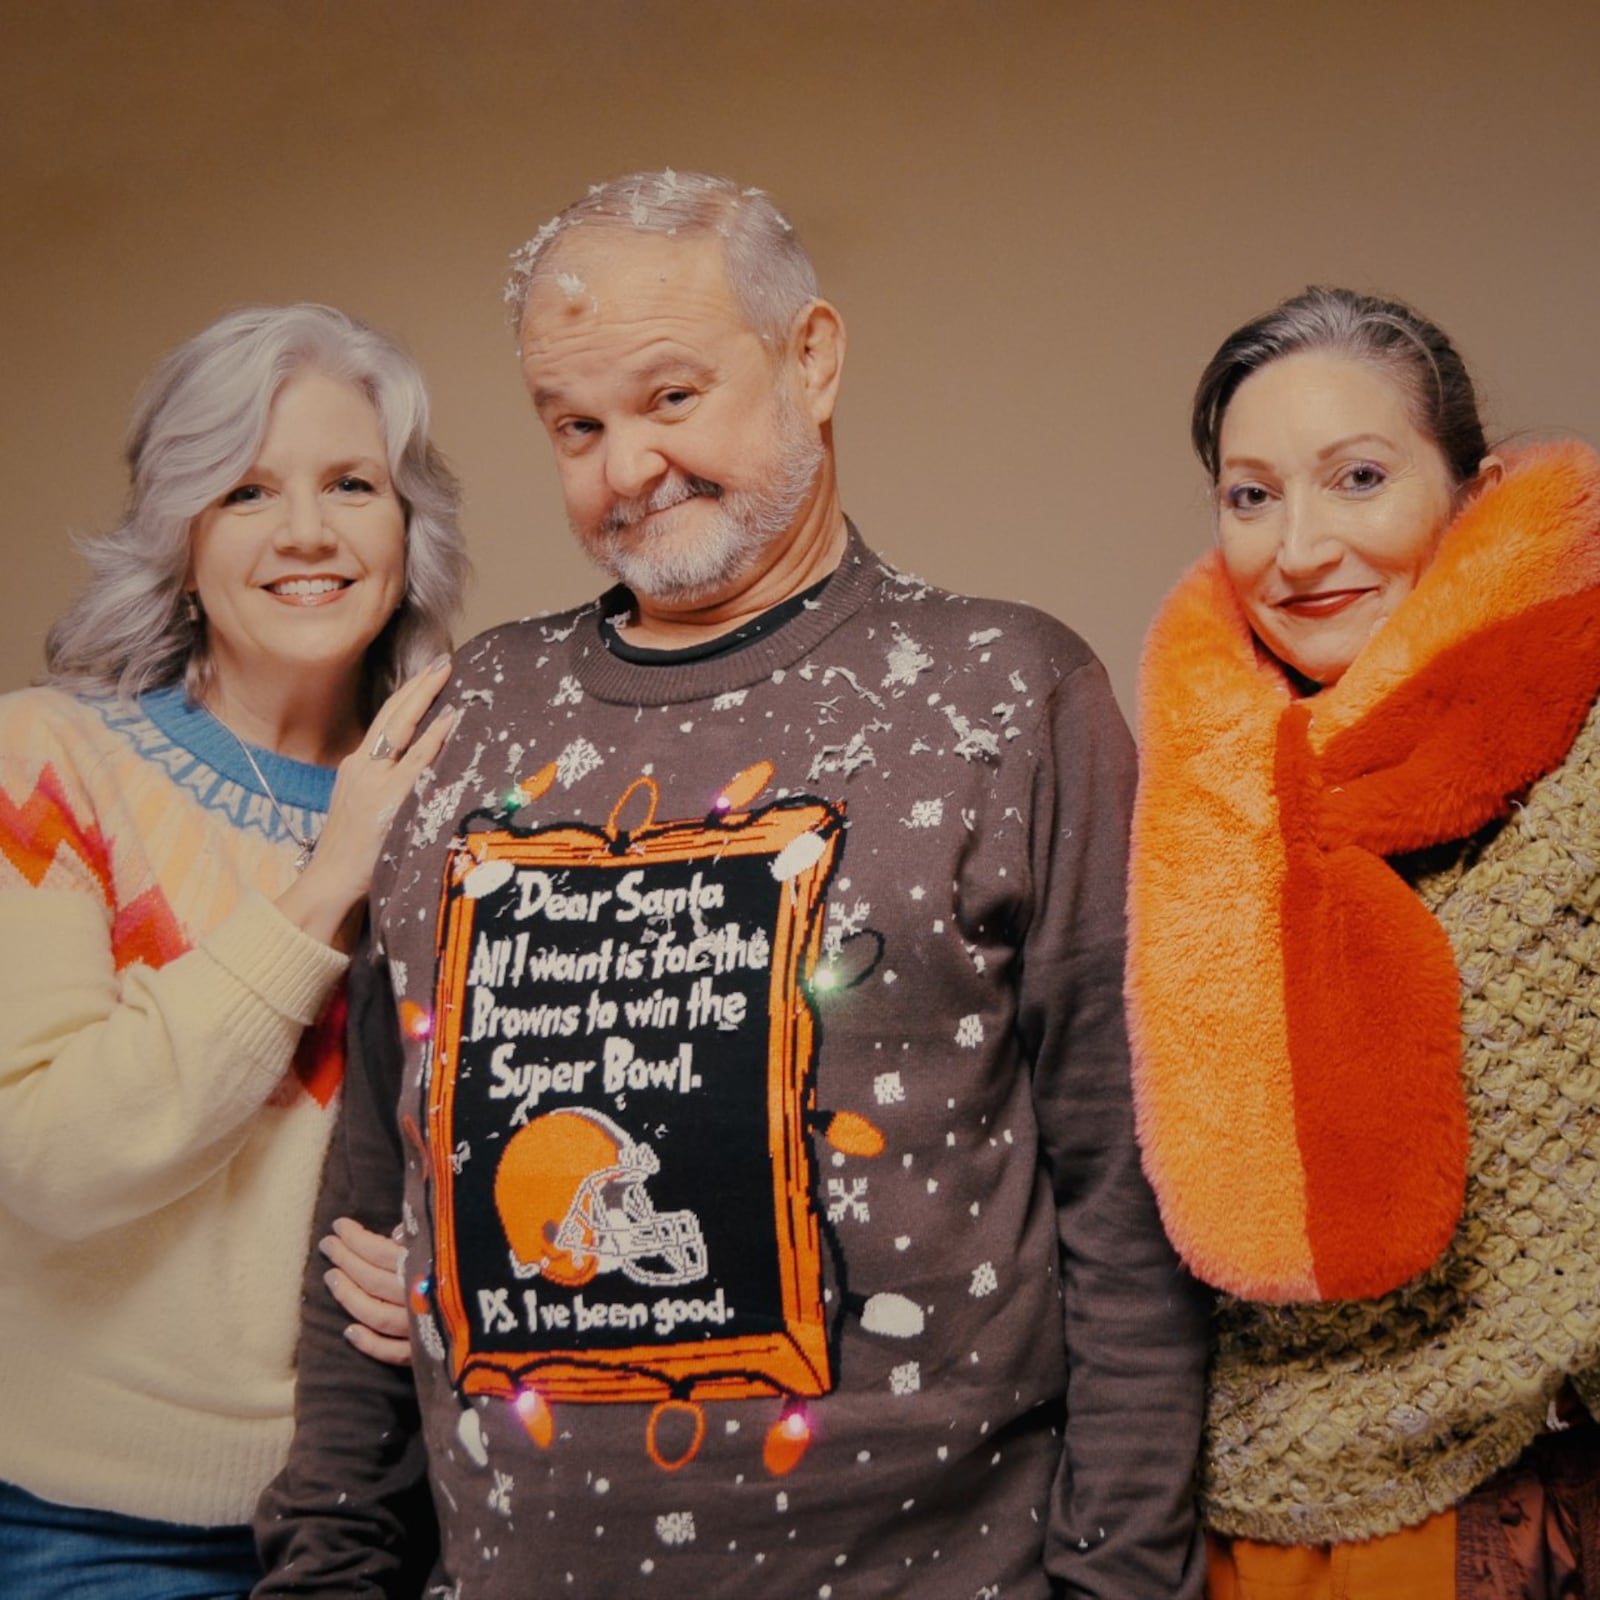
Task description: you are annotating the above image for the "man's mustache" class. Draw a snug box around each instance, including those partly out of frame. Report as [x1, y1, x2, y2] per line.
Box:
[602, 474, 723, 536]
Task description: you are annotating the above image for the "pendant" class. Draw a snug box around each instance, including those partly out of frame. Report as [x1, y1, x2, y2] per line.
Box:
[293, 839, 317, 872]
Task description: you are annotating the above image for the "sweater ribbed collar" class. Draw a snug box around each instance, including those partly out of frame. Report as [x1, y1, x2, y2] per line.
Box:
[571, 524, 884, 707]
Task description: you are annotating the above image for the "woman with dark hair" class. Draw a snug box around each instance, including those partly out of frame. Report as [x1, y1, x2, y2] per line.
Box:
[0, 303, 469, 1595]
[1128, 286, 1600, 1596]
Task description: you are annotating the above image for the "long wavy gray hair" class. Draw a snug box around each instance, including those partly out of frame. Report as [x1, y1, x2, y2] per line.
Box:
[45, 303, 469, 713]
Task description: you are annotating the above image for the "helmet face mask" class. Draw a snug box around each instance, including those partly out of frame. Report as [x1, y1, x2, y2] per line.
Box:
[497, 1107, 710, 1289]
[556, 1153, 709, 1287]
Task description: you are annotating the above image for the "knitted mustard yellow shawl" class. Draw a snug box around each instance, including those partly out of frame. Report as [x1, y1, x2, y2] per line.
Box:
[1128, 443, 1600, 1303]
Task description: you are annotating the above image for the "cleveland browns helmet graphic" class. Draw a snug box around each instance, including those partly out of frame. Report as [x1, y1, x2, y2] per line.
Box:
[495, 1107, 709, 1289]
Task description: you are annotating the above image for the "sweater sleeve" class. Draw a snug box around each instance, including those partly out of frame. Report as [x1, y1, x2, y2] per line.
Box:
[254, 944, 437, 1596]
[1015, 656, 1210, 1600]
[0, 699, 348, 1239]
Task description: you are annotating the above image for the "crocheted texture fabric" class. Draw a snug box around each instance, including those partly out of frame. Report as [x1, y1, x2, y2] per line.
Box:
[1204, 698, 1600, 1545]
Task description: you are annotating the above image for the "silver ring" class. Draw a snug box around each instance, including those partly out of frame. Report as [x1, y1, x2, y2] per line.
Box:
[369, 730, 396, 762]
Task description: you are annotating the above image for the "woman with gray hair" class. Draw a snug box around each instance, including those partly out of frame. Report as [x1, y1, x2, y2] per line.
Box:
[1128, 286, 1600, 1595]
[0, 303, 468, 1595]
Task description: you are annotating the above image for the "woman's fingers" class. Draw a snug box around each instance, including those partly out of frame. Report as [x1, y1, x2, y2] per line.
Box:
[342, 1322, 413, 1367]
[273, 656, 456, 948]
[320, 1217, 414, 1366]
[321, 1215, 406, 1300]
[365, 654, 453, 763]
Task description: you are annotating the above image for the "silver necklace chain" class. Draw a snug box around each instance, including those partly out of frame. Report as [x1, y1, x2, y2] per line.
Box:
[209, 711, 321, 871]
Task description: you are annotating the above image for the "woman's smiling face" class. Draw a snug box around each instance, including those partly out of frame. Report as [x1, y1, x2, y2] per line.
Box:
[187, 367, 406, 703]
[1214, 350, 1462, 686]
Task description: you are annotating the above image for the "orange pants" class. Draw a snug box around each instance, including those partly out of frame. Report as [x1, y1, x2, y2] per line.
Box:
[1206, 1511, 1457, 1600]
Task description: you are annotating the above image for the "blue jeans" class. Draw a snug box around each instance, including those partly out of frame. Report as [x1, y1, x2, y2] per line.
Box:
[0, 1480, 260, 1599]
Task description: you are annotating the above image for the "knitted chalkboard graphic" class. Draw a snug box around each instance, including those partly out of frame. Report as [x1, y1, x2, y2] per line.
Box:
[424, 762, 868, 1469]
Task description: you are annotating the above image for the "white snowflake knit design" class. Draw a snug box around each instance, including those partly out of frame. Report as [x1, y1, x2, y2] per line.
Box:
[555, 737, 603, 788]
[827, 1177, 870, 1223]
[956, 1014, 985, 1048]
[904, 798, 944, 829]
[970, 1261, 999, 1298]
[874, 1071, 906, 1106]
[889, 1360, 922, 1396]
[488, 1470, 514, 1517]
[656, 1510, 696, 1546]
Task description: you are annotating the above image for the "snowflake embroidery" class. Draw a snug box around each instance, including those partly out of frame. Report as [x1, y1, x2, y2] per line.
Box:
[555, 737, 603, 788]
[416, 1314, 446, 1362]
[410, 744, 485, 847]
[970, 1261, 999, 1298]
[551, 675, 583, 707]
[874, 1071, 906, 1106]
[956, 1014, 985, 1048]
[808, 731, 877, 781]
[826, 1176, 871, 1224]
[942, 704, 1001, 763]
[488, 1470, 514, 1517]
[883, 625, 934, 688]
[824, 898, 871, 953]
[889, 1361, 922, 1396]
[656, 1511, 696, 1546]
[903, 798, 944, 829]
[821, 665, 887, 707]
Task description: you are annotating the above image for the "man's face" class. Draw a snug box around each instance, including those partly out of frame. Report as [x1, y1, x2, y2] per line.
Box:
[519, 230, 823, 606]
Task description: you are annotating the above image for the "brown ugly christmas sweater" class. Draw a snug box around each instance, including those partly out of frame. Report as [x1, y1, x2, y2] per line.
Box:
[255, 529, 1207, 1600]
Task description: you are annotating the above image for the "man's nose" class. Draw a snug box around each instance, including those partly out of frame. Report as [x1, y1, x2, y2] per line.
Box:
[603, 423, 669, 501]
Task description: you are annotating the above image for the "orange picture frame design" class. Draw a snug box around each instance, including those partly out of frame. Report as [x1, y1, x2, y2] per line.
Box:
[427, 774, 843, 1406]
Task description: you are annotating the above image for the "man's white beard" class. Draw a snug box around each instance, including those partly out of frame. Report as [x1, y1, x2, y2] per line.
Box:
[578, 395, 824, 605]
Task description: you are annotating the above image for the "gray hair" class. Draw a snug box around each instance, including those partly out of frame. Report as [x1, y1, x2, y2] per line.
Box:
[1191, 286, 1489, 487]
[504, 170, 819, 344]
[45, 303, 469, 712]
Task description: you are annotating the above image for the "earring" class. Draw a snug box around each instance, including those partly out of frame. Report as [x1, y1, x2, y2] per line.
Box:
[184, 592, 201, 626]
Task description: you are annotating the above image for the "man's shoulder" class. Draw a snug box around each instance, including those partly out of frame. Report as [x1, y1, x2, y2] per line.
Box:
[452, 599, 607, 674]
[856, 542, 1103, 685]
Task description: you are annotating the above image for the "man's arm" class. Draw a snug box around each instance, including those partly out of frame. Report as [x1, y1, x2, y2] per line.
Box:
[1018, 654, 1210, 1599]
[253, 945, 438, 1596]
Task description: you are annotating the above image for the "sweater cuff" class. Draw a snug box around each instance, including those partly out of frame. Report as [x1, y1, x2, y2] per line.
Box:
[201, 892, 350, 1028]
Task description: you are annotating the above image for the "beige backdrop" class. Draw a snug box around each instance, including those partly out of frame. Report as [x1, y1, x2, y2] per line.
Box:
[3, 0, 1597, 714]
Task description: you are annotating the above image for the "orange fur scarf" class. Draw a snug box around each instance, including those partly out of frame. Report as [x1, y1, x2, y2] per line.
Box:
[1127, 443, 1600, 1302]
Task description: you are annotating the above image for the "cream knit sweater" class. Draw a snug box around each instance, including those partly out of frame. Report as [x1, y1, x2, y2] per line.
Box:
[0, 686, 348, 1525]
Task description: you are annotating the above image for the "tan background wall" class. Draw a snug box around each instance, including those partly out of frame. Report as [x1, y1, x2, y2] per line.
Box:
[3, 0, 1597, 715]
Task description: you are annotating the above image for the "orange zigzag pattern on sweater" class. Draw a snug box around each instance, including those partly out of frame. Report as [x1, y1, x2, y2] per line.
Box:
[0, 763, 115, 900]
[1, 764, 191, 973]
[3, 760, 342, 1105]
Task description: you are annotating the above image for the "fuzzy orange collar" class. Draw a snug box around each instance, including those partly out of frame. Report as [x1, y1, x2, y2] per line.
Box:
[1128, 443, 1600, 1302]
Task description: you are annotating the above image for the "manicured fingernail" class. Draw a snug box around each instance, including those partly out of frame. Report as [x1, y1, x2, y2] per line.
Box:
[323, 1270, 339, 1294]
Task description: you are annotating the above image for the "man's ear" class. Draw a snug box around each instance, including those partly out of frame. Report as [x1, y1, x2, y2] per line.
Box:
[1473, 452, 1505, 492]
[789, 300, 846, 426]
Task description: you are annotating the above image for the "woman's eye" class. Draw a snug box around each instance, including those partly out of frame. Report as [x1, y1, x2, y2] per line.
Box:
[335, 476, 376, 494]
[221, 484, 264, 506]
[1225, 484, 1270, 512]
[1342, 463, 1387, 492]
